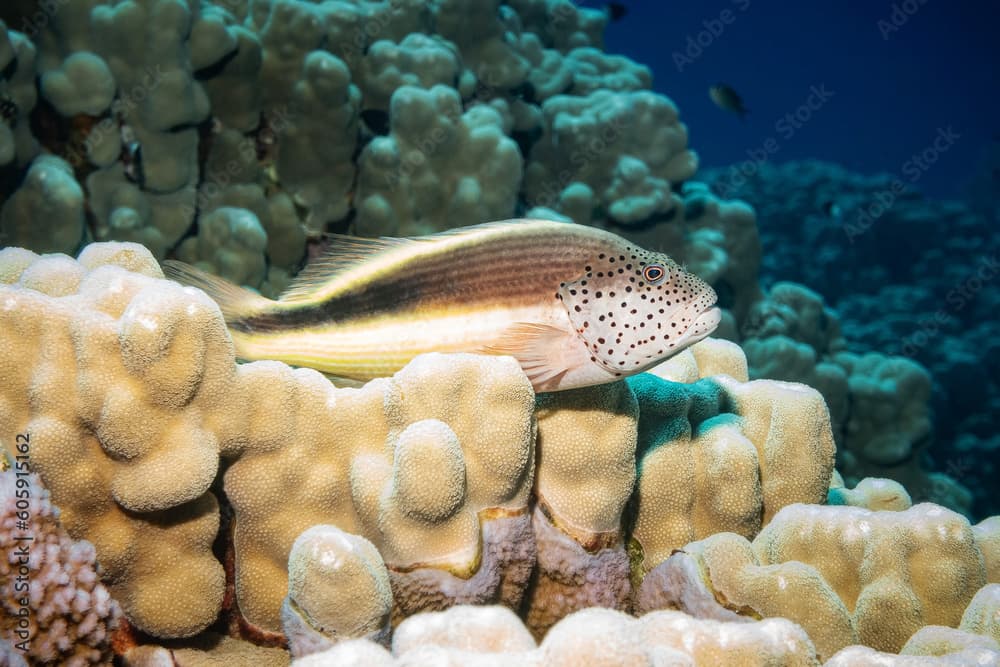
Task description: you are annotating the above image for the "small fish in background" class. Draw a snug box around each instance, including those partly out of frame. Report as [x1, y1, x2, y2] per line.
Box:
[163, 220, 720, 393]
[0, 95, 18, 126]
[820, 200, 843, 220]
[119, 123, 145, 187]
[709, 83, 749, 120]
[605, 2, 628, 22]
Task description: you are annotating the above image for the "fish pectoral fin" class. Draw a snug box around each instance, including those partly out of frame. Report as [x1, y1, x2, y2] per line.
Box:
[480, 322, 574, 391]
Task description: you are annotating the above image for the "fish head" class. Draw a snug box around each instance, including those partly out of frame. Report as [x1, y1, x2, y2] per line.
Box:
[558, 246, 720, 378]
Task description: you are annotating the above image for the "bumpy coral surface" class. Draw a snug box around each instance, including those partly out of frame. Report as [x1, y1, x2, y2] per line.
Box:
[282, 525, 392, 658]
[0, 470, 120, 665]
[354, 84, 522, 236]
[293, 604, 822, 666]
[642, 502, 998, 660]
[224, 351, 536, 632]
[524, 89, 697, 225]
[740, 281, 973, 515]
[627, 371, 836, 576]
[0, 243, 540, 639]
[0, 242, 857, 652]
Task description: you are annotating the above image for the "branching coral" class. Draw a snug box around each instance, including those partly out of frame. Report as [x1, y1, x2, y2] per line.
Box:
[0, 471, 120, 665]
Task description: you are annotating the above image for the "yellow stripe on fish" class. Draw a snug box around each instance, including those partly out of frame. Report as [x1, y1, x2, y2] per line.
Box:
[162, 219, 721, 392]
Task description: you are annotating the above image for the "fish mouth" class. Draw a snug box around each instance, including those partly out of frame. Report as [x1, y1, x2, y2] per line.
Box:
[679, 305, 722, 348]
[692, 305, 722, 338]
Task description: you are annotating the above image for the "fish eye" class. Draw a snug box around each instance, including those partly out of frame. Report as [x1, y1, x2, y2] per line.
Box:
[642, 264, 667, 284]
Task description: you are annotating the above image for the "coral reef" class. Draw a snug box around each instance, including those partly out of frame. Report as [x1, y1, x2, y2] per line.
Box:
[304, 604, 824, 666]
[703, 160, 1000, 518]
[354, 84, 521, 236]
[739, 280, 974, 515]
[523, 89, 696, 226]
[640, 502, 997, 660]
[0, 1, 997, 665]
[0, 242, 861, 657]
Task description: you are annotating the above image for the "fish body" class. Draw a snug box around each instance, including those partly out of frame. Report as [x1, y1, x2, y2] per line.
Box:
[605, 2, 628, 22]
[163, 220, 720, 392]
[709, 83, 749, 119]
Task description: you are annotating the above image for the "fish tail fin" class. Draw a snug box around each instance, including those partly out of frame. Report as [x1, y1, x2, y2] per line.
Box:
[161, 260, 274, 323]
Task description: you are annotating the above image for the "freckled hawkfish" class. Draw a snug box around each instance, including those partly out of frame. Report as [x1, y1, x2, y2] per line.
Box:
[163, 219, 721, 392]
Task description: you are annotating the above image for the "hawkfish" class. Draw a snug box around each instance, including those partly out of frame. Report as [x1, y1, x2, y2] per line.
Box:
[162, 219, 721, 392]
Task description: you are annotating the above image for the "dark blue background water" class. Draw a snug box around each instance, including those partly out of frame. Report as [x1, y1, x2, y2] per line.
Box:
[592, 0, 997, 198]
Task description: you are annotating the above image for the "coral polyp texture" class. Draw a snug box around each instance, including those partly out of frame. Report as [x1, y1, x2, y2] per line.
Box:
[640, 502, 998, 661]
[0, 242, 916, 661]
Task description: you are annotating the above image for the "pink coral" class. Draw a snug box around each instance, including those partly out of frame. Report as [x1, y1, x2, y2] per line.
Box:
[0, 469, 120, 665]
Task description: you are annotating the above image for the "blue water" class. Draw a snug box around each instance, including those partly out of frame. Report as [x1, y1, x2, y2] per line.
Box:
[596, 0, 997, 199]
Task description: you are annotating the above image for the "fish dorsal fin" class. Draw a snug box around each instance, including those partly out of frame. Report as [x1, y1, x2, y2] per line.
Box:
[279, 234, 414, 302]
[279, 220, 567, 303]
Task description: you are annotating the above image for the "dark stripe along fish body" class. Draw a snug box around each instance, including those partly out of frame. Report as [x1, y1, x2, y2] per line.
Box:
[162, 219, 721, 392]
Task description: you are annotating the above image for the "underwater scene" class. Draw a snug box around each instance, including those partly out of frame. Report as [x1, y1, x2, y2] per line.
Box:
[0, 0, 997, 664]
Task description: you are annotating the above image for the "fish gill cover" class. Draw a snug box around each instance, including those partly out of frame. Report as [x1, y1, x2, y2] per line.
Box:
[0, 0, 997, 665]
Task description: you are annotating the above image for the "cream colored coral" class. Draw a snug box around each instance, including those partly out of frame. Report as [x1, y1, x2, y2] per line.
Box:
[823, 585, 1000, 665]
[0, 244, 226, 638]
[0, 243, 537, 640]
[975, 517, 1000, 583]
[123, 633, 292, 667]
[644, 503, 993, 660]
[282, 525, 392, 658]
[629, 373, 835, 574]
[534, 381, 637, 545]
[901, 625, 999, 657]
[392, 605, 535, 655]
[825, 645, 999, 665]
[648, 337, 749, 384]
[292, 605, 822, 666]
[223, 351, 536, 632]
[827, 475, 912, 511]
[755, 503, 987, 653]
[961, 584, 1000, 643]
